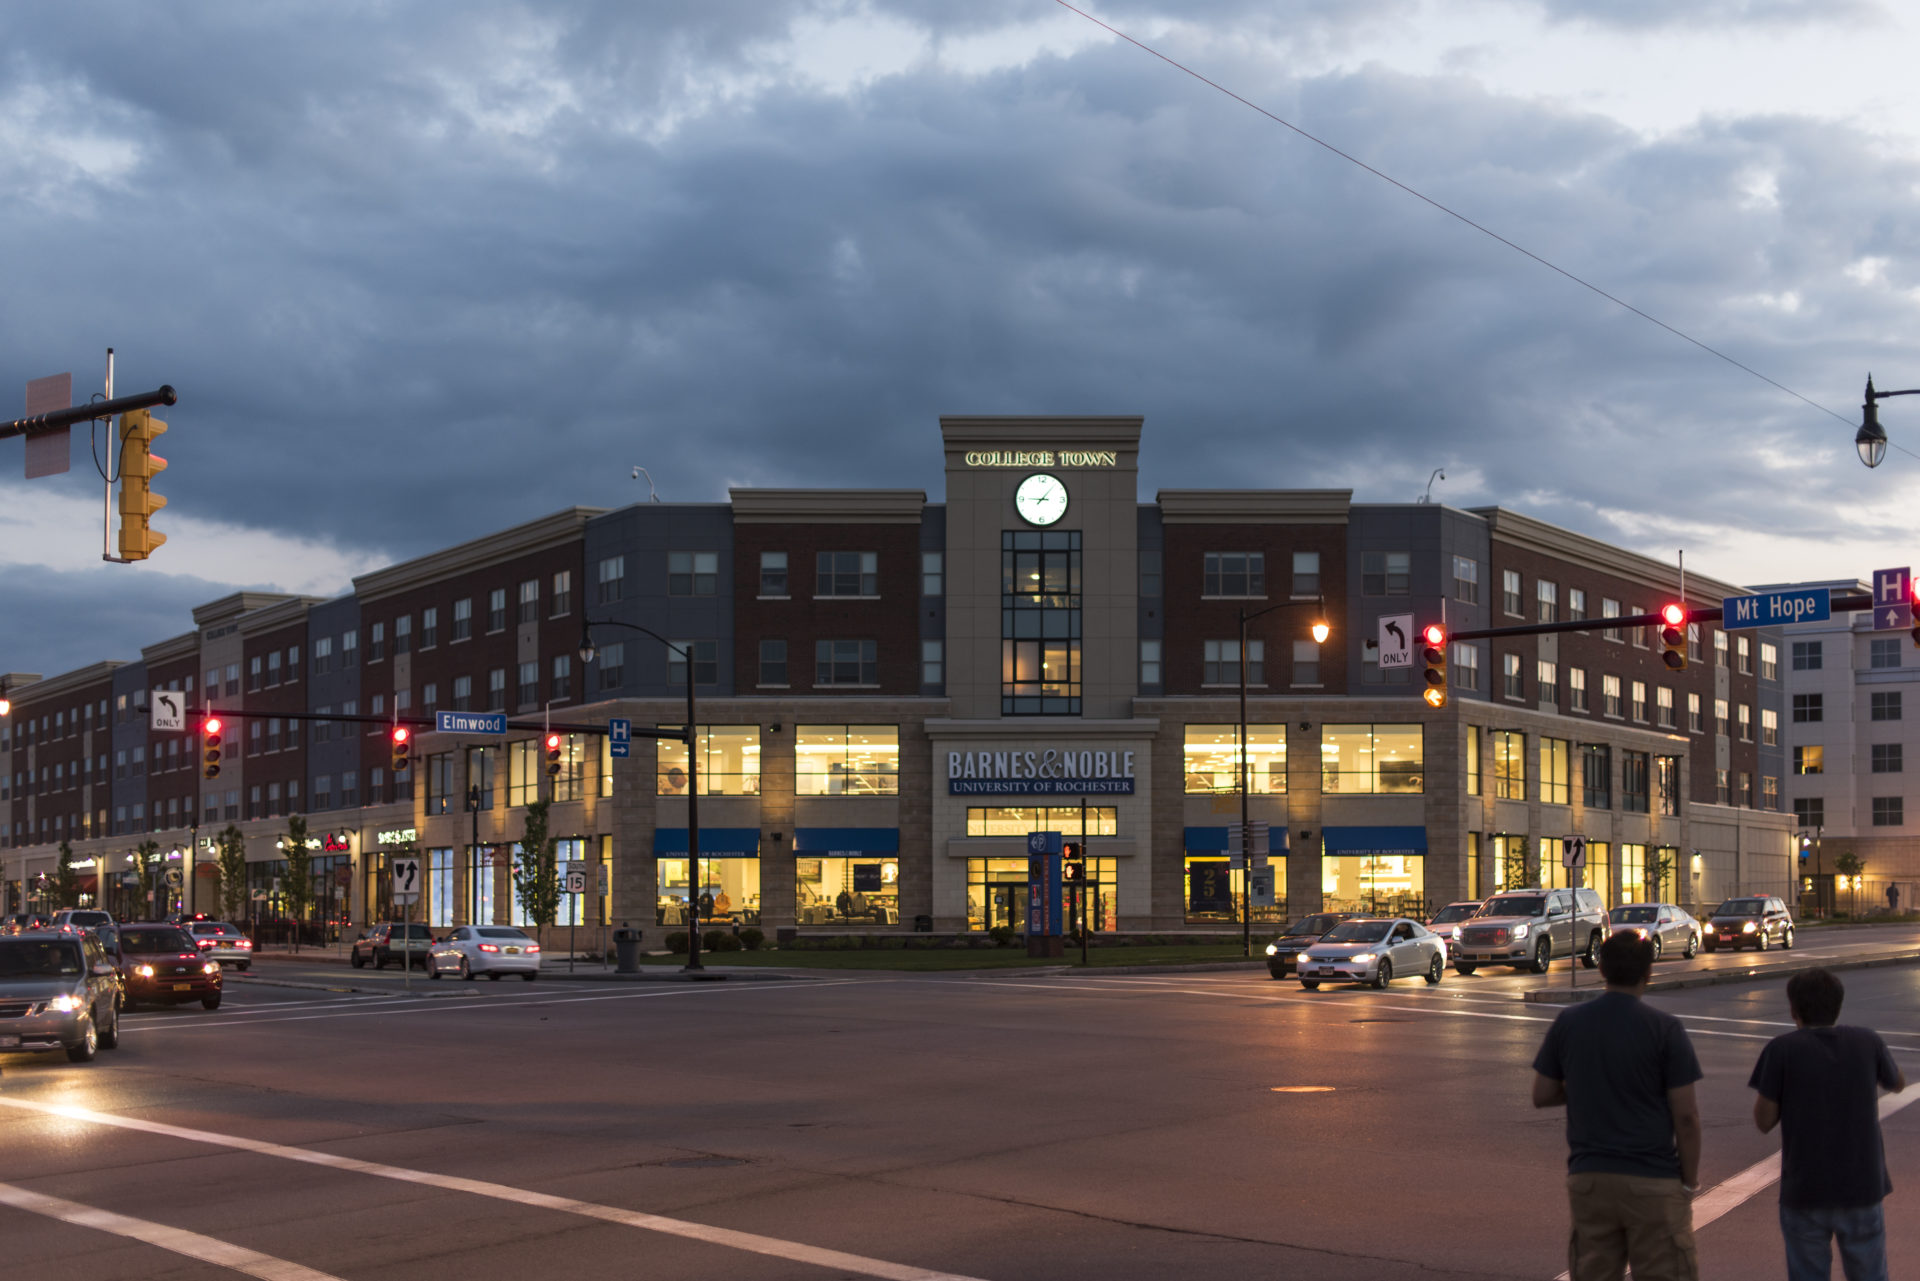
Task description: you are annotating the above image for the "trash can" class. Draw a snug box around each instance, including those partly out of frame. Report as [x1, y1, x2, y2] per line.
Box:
[913, 914, 933, 933]
[613, 924, 641, 974]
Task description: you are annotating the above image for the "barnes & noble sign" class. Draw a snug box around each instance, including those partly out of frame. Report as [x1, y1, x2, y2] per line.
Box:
[947, 748, 1136, 795]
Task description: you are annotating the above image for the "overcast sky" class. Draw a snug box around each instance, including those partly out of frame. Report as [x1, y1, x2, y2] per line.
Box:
[3, 0, 1918, 678]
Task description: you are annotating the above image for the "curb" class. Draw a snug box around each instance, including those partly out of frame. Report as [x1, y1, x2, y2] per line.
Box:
[1524, 949, 1919, 1004]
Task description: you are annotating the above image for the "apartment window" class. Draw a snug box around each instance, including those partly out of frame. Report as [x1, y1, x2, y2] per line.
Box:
[1714, 630, 1728, 668]
[1203, 552, 1265, 598]
[1737, 703, 1752, 741]
[1537, 660, 1558, 704]
[1363, 551, 1410, 597]
[1292, 551, 1319, 596]
[1631, 680, 1647, 723]
[1737, 635, 1752, 674]
[1762, 775, 1779, 810]
[1568, 588, 1586, 621]
[517, 662, 538, 708]
[1874, 691, 1903, 721]
[1688, 623, 1702, 662]
[313, 775, 333, 812]
[1793, 745, 1824, 775]
[487, 588, 507, 632]
[313, 637, 332, 674]
[1602, 674, 1622, 718]
[1688, 692, 1702, 733]
[1871, 636, 1902, 669]
[758, 640, 788, 686]
[393, 615, 411, 656]
[1502, 652, 1523, 700]
[816, 639, 877, 686]
[1714, 698, 1730, 734]
[1656, 685, 1674, 729]
[226, 661, 242, 693]
[1874, 797, 1904, 827]
[808, 552, 876, 598]
[1874, 743, 1904, 773]
[1569, 667, 1587, 713]
[248, 656, 263, 691]
[1542, 738, 1571, 805]
[1793, 694, 1823, 723]
[668, 551, 718, 597]
[1203, 639, 1264, 686]
[1139, 639, 1162, 688]
[1321, 724, 1424, 794]
[1761, 642, 1778, 681]
[1602, 598, 1622, 642]
[596, 643, 624, 690]
[1794, 796, 1825, 829]
[418, 686, 435, 717]
[922, 640, 945, 685]
[509, 579, 534, 624]
[1502, 569, 1523, 616]
[1453, 556, 1479, 603]
[1536, 580, 1557, 623]
[549, 656, 571, 702]
[338, 634, 356, 670]
[1791, 640, 1821, 670]
[795, 726, 900, 796]
[1452, 643, 1480, 692]
[267, 718, 284, 753]
[452, 598, 472, 642]
[369, 622, 385, 662]
[488, 668, 507, 710]
[1293, 640, 1321, 686]
[668, 640, 719, 688]
[1139, 548, 1162, 597]
[1622, 752, 1650, 813]
[1761, 707, 1778, 746]
[1490, 730, 1525, 800]
[452, 675, 472, 711]
[551, 570, 571, 616]
[597, 556, 626, 604]
[922, 552, 944, 596]
[1657, 756, 1681, 816]
[206, 666, 221, 693]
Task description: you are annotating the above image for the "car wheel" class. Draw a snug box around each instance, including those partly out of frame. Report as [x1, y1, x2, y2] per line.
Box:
[522, 972, 537, 982]
[460, 958, 473, 981]
[350, 951, 366, 969]
[1299, 980, 1320, 990]
[66, 1017, 98, 1063]
[1530, 939, 1551, 974]
[1703, 939, 1716, 953]
[1424, 953, 1443, 985]
[1783, 927, 1795, 950]
[1652, 935, 1664, 961]
[1372, 958, 1394, 990]
[1266, 965, 1286, 981]
[1758, 931, 1771, 952]
[202, 994, 222, 1010]
[98, 1005, 119, 1050]
[1455, 963, 1477, 976]
[238, 962, 250, 972]
[1684, 932, 1699, 959]
[429, 965, 442, 980]
[488, 972, 502, 982]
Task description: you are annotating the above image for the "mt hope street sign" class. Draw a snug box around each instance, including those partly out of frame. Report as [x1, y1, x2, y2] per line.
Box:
[1721, 587, 1830, 630]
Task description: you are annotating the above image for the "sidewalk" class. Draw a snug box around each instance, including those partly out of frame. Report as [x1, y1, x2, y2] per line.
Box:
[1524, 944, 1920, 1004]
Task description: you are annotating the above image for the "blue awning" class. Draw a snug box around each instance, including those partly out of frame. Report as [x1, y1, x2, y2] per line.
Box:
[653, 827, 761, 856]
[1321, 826, 1428, 857]
[1183, 825, 1288, 854]
[793, 827, 899, 854]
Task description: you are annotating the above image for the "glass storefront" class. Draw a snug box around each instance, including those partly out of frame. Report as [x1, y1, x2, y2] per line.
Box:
[795, 726, 899, 795]
[657, 726, 761, 796]
[657, 857, 761, 926]
[1619, 843, 1647, 904]
[965, 806, 1116, 837]
[966, 857, 1117, 932]
[1182, 855, 1283, 925]
[1321, 855, 1425, 918]
[796, 857, 900, 926]
[1182, 725, 1286, 794]
[1321, 725, 1424, 794]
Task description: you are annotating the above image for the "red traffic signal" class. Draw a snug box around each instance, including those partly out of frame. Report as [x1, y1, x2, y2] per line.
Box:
[545, 732, 563, 776]
[202, 716, 223, 779]
[1421, 624, 1448, 708]
[1659, 603, 1687, 670]
[390, 725, 412, 774]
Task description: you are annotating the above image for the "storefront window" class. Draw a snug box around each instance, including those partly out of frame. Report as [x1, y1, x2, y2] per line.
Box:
[508, 736, 589, 805]
[1619, 843, 1647, 904]
[656, 857, 761, 926]
[1491, 730, 1525, 800]
[1491, 833, 1527, 893]
[429, 848, 454, 927]
[657, 726, 761, 796]
[795, 726, 899, 795]
[966, 857, 1117, 932]
[1466, 831, 1482, 899]
[1183, 855, 1284, 924]
[469, 846, 498, 925]
[1320, 724, 1424, 794]
[1541, 838, 1571, 890]
[1321, 855, 1425, 918]
[795, 857, 900, 926]
[965, 806, 1117, 837]
[1587, 841, 1612, 907]
[1182, 725, 1286, 794]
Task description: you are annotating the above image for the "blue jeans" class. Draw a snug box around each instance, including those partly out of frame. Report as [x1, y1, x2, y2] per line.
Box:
[1780, 1202, 1887, 1281]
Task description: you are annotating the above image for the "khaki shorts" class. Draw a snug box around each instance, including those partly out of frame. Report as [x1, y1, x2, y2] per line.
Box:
[1566, 1172, 1697, 1281]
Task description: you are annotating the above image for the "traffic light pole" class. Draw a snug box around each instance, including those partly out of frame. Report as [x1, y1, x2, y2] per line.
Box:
[1237, 597, 1326, 958]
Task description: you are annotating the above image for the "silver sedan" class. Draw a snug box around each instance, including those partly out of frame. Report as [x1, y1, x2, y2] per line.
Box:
[1297, 917, 1447, 990]
[1607, 903, 1700, 961]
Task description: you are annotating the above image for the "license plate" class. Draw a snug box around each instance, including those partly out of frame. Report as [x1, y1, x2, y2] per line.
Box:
[173, 983, 191, 991]
[504, 947, 520, 954]
[0, 1035, 18, 1048]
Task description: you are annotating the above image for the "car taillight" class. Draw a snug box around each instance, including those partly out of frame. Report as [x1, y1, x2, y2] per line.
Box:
[197, 939, 214, 949]
[526, 945, 541, 954]
[236, 940, 252, 949]
[477, 944, 500, 953]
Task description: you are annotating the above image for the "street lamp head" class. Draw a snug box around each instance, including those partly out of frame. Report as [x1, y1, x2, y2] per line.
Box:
[1310, 620, 1330, 644]
[1858, 417, 1887, 468]
[577, 622, 597, 667]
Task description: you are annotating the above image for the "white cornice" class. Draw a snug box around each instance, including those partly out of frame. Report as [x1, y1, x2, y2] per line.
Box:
[729, 489, 926, 524]
[354, 507, 602, 603]
[939, 416, 1144, 448]
[237, 597, 327, 638]
[140, 632, 200, 666]
[1156, 490, 1352, 525]
[1474, 507, 1748, 600]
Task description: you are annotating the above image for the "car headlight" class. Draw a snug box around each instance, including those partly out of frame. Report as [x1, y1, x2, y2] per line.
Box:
[1742, 921, 1757, 933]
[44, 994, 84, 1013]
[1350, 952, 1376, 963]
[134, 964, 155, 977]
[203, 962, 220, 974]
[1511, 923, 1529, 939]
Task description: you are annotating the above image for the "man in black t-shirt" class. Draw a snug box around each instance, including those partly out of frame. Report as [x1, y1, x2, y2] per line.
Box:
[1534, 932, 1703, 1281]
[1750, 968, 1906, 1280]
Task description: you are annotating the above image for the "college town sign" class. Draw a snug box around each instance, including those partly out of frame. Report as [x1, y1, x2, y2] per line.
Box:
[947, 748, 1137, 796]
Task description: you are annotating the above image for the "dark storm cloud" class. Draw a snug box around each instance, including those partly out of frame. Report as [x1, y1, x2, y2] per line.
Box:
[0, 564, 241, 681]
[0, 0, 1914, 678]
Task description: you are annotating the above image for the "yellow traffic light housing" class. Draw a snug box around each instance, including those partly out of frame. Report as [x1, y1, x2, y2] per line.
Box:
[118, 409, 168, 560]
[1421, 624, 1448, 709]
[391, 726, 412, 775]
[1659, 604, 1687, 671]
[202, 716, 223, 779]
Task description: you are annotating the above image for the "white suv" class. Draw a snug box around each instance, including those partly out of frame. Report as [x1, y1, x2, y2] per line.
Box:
[1452, 887, 1607, 975]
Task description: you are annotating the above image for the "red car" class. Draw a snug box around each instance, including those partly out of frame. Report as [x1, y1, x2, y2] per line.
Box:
[116, 923, 223, 1010]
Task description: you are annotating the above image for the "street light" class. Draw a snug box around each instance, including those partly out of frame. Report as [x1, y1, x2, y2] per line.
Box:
[580, 617, 703, 972]
[1237, 597, 1330, 958]
[1858, 375, 1920, 468]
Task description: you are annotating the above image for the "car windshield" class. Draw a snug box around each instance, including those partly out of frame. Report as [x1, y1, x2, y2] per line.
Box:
[1284, 915, 1342, 936]
[122, 929, 198, 953]
[0, 939, 84, 977]
[1481, 896, 1546, 917]
[195, 923, 237, 936]
[402, 924, 433, 938]
[68, 912, 110, 926]
[1716, 898, 1767, 916]
[1322, 921, 1392, 943]
[477, 928, 529, 940]
[1611, 907, 1658, 924]
[1430, 905, 1478, 924]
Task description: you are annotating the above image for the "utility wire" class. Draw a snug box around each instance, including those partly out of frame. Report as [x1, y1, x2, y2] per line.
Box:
[1051, 0, 1912, 456]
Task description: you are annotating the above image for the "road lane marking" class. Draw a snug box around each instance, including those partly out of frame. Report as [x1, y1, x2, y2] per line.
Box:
[0, 1098, 987, 1281]
[0, 1179, 345, 1281]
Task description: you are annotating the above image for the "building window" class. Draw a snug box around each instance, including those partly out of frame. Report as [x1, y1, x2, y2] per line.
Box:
[1183, 725, 1286, 794]
[1631, 680, 1647, 723]
[1762, 775, 1778, 810]
[1292, 551, 1319, 596]
[1204, 639, 1264, 686]
[1568, 667, 1587, 713]
[1537, 580, 1557, 623]
[487, 588, 507, 632]
[482, 667, 502, 710]
[1791, 640, 1821, 670]
[1760, 642, 1778, 681]
[1793, 745, 1823, 775]
[922, 640, 944, 685]
[922, 552, 944, 596]
[369, 622, 385, 662]
[549, 656, 572, 702]
[1140, 639, 1162, 688]
[1622, 752, 1650, 813]
[1630, 608, 1648, 649]
[657, 726, 761, 796]
[1737, 635, 1752, 674]
[1453, 556, 1478, 603]
[668, 551, 718, 597]
[551, 570, 572, 616]
[816, 639, 877, 686]
[1714, 698, 1729, 734]
[668, 640, 719, 688]
[1794, 797, 1825, 829]
[795, 726, 899, 795]
[393, 616, 411, 656]
[1873, 743, 1904, 773]
[1003, 530, 1081, 715]
[1760, 705, 1778, 745]
[1567, 588, 1586, 621]
[1737, 703, 1752, 741]
[1714, 630, 1728, 667]
[1139, 548, 1162, 597]
[1873, 691, 1903, 721]
[1203, 552, 1264, 598]
[1452, 643, 1480, 692]
[596, 644, 624, 691]
[420, 685, 437, 716]
[1873, 796, 1904, 827]
[759, 639, 788, 686]
[1322, 724, 1423, 795]
[451, 598, 472, 642]
[1293, 640, 1321, 686]
[1602, 598, 1622, 642]
[1793, 693, 1823, 723]
[1490, 730, 1525, 800]
[1363, 551, 1411, 597]
[248, 656, 263, 691]
[1502, 652, 1523, 700]
[597, 555, 626, 604]
[517, 579, 538, 623]
[517, 662, 538, 709]
[312, 637, 332, 675]
[816, 551, 878, 597]
[1583, 744, 1612, 809]
[1502, 569, 1523, 616]
[1467, 728, 1481, 796]
[1656, 755, 1681, 816]
[1688, 691, 1702, 733]
[1542, 738, 1571, 805]
[1537, 659, 1558, 705]
[417, 607, 437, 649]
[1656, 685, 1674, 729]
[1871, 636, 1902, 669]
[759, 551, 788, 597]
[1602, 674, 1622, 718]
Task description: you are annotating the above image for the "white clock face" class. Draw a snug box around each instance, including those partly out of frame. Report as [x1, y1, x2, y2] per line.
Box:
[1015, 473, 1068, 526]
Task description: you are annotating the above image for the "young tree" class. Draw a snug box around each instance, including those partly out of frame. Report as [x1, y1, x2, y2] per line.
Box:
[131, 840, 161, 916]
[54, 840, 81, 909]
[513, 799, 562, 928]
[1835, 851, 1866, 917]
[280, 814, 313, 950]
[217, 825, 249, 923]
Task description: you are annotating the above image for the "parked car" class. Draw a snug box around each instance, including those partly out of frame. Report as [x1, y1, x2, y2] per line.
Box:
[351, 923, 435, 969]
[0, 931, 122, 1062]
[1703, 896, 1795, 952]
[1296, 917, 1447, 989]
[50, 909, 115, 934]
[117, 924, 223, 1010]
[429, 926, 542, 981]
[1263, 912, 1365, 978]
[2, 913, 52, 935]
[187, 921, 255, 970]
[1425, 901, 1484, 952]
[1608, 903, 1700, 961]
[1452, 887, 1607, 975]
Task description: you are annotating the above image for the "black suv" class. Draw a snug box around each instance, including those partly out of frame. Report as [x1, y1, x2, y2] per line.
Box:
[1264, 912, 1364, 978]
[1703, 896, 1794, 952]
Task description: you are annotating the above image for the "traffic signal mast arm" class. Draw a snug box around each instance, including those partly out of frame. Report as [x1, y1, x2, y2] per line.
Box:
[0, 385, 176, 441]
[196, 706, 681, 739]
[1446, 592, 1875, 643]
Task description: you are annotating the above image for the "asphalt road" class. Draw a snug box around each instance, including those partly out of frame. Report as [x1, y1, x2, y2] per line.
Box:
[2, 937, 1917, 1280]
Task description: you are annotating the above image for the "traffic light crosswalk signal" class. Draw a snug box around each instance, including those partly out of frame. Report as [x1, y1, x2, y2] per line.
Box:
[117, 409, 168, 560]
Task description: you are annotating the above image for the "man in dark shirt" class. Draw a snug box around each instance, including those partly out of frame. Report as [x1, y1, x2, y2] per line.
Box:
[1750, 968, 1905, 1280]
[1534, 931, 1703, 1281]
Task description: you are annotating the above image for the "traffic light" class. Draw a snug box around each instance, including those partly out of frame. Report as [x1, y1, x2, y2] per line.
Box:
[202, 716, 222, 780]
[1659, 603, 1687, 671]
[1061, 860, 1085, 884]
[117, 409, 168, 560]
[1421, 624, 1447, 708]
[390, 725, 411, 774]
[545, 733, 563, 776]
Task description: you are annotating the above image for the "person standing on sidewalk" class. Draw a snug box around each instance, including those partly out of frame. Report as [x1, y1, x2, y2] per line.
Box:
[1533, 931, 1704, 1281]
[1750, 968, 1906, 1280]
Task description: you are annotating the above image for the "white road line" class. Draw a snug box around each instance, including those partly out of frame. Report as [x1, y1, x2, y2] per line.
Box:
[0, 1098, 986, 1281]
[0, 1179, 345, 1281]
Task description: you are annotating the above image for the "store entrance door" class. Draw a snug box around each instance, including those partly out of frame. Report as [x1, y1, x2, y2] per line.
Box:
[990, 884, 1030, 933]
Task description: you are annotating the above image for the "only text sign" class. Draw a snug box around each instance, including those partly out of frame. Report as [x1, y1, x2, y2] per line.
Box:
[1377, 613, 1414, 669]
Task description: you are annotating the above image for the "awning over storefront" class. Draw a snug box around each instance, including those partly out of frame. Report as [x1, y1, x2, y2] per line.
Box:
[1183, 826, 1288, 853]
[75, 875, 97, 892]
[1321, 826, 1428, 857]
[653, 828, 760, 857]
[793, 828, 899, 855]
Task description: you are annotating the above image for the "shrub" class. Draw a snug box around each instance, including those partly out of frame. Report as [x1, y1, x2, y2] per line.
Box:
[668, 933, 689, 954]
[988, 926, 1016, 948]
[739, 927, 765, 951]
[702, 930, 743, 952]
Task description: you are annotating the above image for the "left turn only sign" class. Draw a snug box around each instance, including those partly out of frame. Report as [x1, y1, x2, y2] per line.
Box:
[150, 689, 186, 732]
